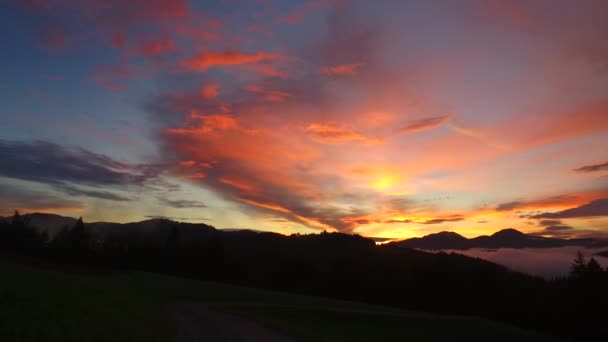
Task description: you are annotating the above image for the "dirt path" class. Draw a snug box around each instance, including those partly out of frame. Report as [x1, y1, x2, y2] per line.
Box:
[214, 302, 478, 320]
[167, 303, 294, 342]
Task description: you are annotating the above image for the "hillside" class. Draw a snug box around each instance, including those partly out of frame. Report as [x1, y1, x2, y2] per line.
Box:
[2, 212, 605, 340]
[0, 259, 555, 342]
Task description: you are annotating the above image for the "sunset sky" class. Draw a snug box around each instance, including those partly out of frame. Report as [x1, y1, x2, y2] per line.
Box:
[2, 0, 608, 239]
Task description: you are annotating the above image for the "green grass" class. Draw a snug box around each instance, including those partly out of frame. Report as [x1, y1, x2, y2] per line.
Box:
[0, 259, 557, 342]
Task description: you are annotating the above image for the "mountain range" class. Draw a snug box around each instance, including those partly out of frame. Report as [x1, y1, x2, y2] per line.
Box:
[3, 213, 607, 250]
[390, 228, 606, 250]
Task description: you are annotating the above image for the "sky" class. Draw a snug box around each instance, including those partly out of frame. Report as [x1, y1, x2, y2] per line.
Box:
[1, 0, 608, 239]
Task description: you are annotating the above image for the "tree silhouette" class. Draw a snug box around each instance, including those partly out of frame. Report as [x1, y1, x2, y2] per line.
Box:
[586, 257, 603, 274]
[50, 217, 91, 261]
[570, 251, 588, 279]
[0, 211, 46, 253]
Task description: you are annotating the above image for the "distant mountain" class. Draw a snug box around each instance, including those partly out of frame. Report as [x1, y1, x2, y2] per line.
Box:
[393, 231, 471, 250]
[392, 228, 598, 250]
[596, 250, 608, 258]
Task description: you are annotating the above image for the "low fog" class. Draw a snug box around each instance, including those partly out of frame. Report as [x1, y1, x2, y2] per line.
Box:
[445, 247, 608, 279]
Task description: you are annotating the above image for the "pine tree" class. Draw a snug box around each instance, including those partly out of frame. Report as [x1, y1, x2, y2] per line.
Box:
[570, 251, 588, 279]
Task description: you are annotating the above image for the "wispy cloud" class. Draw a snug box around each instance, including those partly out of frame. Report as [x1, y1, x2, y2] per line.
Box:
[574, 161, 608, 173]
[159, 198, 208, 209]
[398, 116, 451, 134]
[305, 123, 381, 144]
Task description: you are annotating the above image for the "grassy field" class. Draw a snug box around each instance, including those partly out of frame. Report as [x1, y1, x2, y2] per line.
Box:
[0, 259, 557, 342]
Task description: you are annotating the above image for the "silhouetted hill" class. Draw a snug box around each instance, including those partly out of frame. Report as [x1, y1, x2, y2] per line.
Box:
[88, 218, 217, 247]
[393, 231, 470, 250]
[597, 250, 608, 258]
[1, 213, 78, 237]
[392, 228, 598, 250]
[1, 213, 216, 242]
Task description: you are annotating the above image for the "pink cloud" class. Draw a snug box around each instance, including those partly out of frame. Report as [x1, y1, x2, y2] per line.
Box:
[91, 76, 126, 91]
[321, 62, 365, 76]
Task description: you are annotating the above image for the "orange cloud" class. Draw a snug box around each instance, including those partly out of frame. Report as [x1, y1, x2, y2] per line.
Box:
[201, 83, 220, 100]
[220, 177, 257, 192]
[521, 101, 608, 147]
[179, 160, 197, 167]
[305, 123, 381, 144]
[162, 111, 374, 232]
[321, 62, 365, 76]
[182, 51, 282, 72]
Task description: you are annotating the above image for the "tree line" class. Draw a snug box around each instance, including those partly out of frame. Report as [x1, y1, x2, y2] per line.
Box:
[1, 211, 607, 341]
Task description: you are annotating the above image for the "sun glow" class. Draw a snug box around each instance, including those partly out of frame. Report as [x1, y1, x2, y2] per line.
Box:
[372, 174, 400, 190]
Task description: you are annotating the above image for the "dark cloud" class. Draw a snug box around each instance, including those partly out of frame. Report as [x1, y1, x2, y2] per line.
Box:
[421, 215, 465, 225]
[0, 139, 133, 186]
[384, 215, 464, 225]
[495, 195, 579, 211]
[144, 215, 212, 221]
[0, 139, 173, 203]
[544, 225, 573, 231]
[159, 198, 208, 209]
[385, 219, 412, 224]
[535, 218, 574, 232]
[539, 219, 563, 227]
[0, 182, 82, 214]
[574, 161, 608, 173]
[54, 184, 131, 202]
[532, 198, 608, 219]
[496, 201, 523, 211]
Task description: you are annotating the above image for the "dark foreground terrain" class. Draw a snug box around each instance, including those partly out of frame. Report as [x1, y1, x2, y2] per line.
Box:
[2, 213, 607, 341]
[0, 259, 555, 342]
